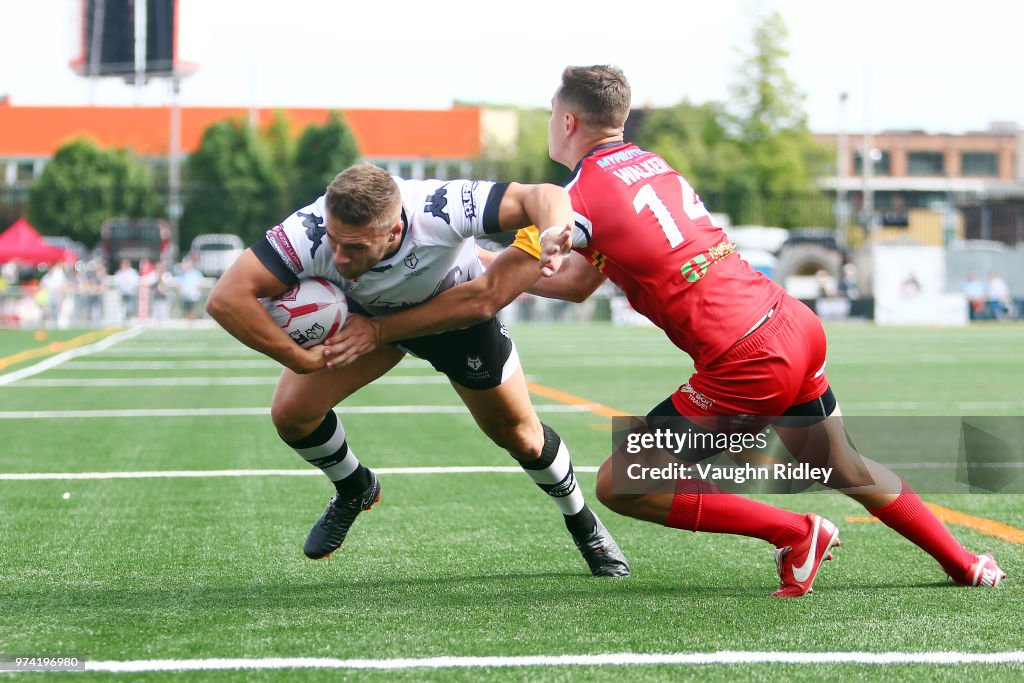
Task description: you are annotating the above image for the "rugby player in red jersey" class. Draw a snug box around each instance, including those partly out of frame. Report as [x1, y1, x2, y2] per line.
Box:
[325, 66, 1005, 595]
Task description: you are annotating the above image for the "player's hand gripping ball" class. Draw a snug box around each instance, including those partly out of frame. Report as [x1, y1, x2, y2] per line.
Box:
[261, 277, 348, 348]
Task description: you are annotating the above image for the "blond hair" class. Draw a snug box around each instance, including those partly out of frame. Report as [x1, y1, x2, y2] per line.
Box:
[325, 163, 401, 232]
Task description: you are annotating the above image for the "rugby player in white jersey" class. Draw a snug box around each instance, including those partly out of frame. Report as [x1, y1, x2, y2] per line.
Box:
[206, 163, 629, 576]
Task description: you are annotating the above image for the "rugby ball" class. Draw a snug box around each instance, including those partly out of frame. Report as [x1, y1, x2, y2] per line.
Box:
[262, 277, 348, 348]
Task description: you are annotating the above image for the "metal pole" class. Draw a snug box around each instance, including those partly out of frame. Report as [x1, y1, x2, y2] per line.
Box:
[168, 75, 182, 259]
[134, 0, 147, 102]
[837, 91, 849, 245]
[861, 69, 874, 231]
[88, 0, 107, 104]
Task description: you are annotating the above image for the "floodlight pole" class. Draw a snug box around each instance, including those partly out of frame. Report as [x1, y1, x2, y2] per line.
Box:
[88, 0, 106, 104]
[861, 68, 875, 231]
[169, 75, 182, 259]
[836, 91, 849, 246]
[133, 0, 147, 102]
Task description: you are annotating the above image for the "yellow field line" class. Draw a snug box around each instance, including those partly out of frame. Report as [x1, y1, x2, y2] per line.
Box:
[526, 382, 627, 418]
[526, 382, 1024, 546]
[0, 327, 124, 371]
[847, 503, 1024, 545]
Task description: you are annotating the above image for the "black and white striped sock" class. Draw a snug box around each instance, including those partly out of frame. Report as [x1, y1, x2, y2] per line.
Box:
[284, 411, 370, 497]
[520, 423, 597, 538]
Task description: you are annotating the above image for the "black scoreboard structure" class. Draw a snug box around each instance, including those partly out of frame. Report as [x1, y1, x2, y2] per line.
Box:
[70, 0, 184, 80]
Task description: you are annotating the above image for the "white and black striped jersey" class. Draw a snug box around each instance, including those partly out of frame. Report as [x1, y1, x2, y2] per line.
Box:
[253, 178, 509, 317]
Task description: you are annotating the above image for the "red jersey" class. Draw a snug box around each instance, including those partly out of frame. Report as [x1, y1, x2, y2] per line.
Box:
[565, 142, 781, 365]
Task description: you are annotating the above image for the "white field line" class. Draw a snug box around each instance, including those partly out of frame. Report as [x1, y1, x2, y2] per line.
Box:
[2, 463, 1014, 481]
[0, 465, 600, 480]
[0, 404, 593, 419]
[62, 360, 279, 369]
[0, 327, 146, 386]
[59, 359, 434, 369]
[77, 651, 1024, 672]
[8, 375, 450, 387]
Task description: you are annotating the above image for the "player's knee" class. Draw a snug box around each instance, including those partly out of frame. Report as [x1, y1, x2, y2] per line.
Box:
[490, 420, 543, 460]
[595, 459, 625, 510]
[271, 397, 319, 442]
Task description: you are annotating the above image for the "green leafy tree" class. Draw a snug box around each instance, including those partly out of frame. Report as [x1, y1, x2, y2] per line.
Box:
[726, 10, 832, 226]
[635, 11, 832, 227]
[28, 137, 158, 244]
[636, 101, 746, 192]
[291, 111, 360, 207]
[180, 119, 285, 248]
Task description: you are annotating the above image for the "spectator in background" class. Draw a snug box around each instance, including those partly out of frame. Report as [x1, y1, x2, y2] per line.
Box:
[963, 271, 986, 320]
[175, 257, 204, 322]
[986, 271, 1012, 319]
[113, 259, 140, 321]
[838, 263, 860, 301]
[146, 262, 173, 325]
[39, 263, 68, 328]
[82, 263, 108, 323]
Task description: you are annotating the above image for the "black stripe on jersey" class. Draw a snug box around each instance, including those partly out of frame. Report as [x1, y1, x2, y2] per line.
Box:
[252, 239, 300, 287]
[481, 182, 511, 234]
[574, 219, 592, 243]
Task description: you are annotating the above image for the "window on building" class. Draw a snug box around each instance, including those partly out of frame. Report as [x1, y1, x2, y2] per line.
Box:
[961, 152, 998, 177]
[853, 149, 890, 175]
[15, 160, 35, 183]
[907, 151, 944, 175]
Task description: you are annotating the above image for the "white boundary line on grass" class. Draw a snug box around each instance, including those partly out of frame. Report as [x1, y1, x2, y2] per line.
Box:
[77, 651, 1024, 672]
[0, 327, 146, 386]
[1, 463, 1016, 481]
[7, 375, 450, 387]
[0, 404, 593, 419]
[0, 466, 600, 480]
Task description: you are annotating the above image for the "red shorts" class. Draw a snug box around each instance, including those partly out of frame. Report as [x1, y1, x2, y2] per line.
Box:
[671, 294, 829, 419]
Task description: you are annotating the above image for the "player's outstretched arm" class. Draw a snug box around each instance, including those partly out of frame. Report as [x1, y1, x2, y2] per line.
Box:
[323, 247, 542, 368]
[497, 183, 573, 276]
[206, 249, 326, 374]
[525, 249, 607, 302]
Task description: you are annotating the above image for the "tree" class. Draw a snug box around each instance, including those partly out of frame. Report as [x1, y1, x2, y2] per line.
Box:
[28, 137, 158, 244]
[635, 11, 832, 227]
[180, 119, 286, 248]
[291, 111, 360, 207]
[726, 10, 832, 226]
[635, 101, 746, 193]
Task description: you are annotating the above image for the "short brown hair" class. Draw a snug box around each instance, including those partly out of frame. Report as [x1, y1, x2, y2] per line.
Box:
[558, 65, 631, 129]
[325, 163, 401, 231]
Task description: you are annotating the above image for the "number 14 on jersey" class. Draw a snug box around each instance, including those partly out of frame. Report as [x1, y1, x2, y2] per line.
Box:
[632, 176, 712, 248]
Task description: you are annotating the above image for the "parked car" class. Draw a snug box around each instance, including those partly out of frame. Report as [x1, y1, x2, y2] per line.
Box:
[190, 234, 244, 277]
[101, 218, 173, 272]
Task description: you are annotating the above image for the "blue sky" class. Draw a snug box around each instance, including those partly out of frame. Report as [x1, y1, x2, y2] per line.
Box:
[1, 0, 1020, 134]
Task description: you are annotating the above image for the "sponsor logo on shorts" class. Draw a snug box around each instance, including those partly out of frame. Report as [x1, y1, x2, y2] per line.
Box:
[467, 355, 483, 371]
[681, 383, 715, 411]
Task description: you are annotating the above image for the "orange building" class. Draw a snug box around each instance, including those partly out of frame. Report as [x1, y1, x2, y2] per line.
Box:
[0, 99, 487, 186]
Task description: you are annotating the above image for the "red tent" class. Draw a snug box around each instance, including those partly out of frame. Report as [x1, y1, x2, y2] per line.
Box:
[0, 217, 74, 265]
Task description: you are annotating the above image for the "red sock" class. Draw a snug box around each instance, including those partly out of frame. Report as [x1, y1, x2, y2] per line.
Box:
[665, 479, 808, 547]
[867, 482, 974, 579]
